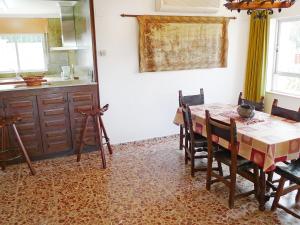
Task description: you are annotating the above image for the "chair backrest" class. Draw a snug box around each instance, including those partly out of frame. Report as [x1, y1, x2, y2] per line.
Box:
[238, 92, 264, 112]
[205, 110, 238, 161]
[181, 104, 195, 146]
[271, 99, 300, 122]
[179, 89, 204, 107]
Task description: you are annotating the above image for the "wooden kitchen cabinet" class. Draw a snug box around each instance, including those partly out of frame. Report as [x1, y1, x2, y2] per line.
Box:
[3, 96, 43, 156]
[38, 92, 73, 154]
[0, 84, 99, 159]
[0, 98, 5, 150]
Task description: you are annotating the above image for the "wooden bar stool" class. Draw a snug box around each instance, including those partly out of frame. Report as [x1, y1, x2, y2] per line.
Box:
[77, 104, 112, 168]
[0, 116, 36, 175]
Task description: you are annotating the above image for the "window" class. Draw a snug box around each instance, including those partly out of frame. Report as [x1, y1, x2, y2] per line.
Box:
[0, 34, 47, 74]
[267, 18, 300, 96]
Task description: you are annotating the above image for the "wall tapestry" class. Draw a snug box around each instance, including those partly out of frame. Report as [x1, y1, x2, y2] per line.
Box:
[137, 16, 229, 73]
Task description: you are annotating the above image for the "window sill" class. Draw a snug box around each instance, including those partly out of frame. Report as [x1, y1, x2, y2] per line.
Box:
[265, 91, 300, 99]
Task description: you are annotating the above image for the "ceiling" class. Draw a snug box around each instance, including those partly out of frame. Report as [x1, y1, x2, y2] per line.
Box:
[0, 0, 77, 18]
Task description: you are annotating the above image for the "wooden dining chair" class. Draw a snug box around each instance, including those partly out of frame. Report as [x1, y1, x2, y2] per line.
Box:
[238, 92, 265, 112]
[271, 159, 300, 219]
[179, 89, 205, 150]
[271, 99, 300, 122]
[267, 99, 300, 191]
[205, 110, 259, 208]
[181, 104, 211, 177]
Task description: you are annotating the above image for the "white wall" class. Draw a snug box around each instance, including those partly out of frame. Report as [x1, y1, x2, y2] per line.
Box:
[265, 1, 300, 113]
[265, 92, 300, 113]
[93, 0, 250, 144]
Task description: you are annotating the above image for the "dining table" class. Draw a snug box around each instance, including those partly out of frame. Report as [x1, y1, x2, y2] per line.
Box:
[173, 103, 300, 211]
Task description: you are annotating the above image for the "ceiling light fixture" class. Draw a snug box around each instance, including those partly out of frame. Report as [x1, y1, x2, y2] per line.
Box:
[224, 0, 296, 19]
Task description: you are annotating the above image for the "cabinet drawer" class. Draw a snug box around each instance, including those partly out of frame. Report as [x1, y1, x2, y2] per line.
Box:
[3, 96, 43, 156]
[38, 93, 72, 153]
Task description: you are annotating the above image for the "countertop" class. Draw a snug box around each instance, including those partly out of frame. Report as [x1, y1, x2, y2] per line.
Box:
[0, 76, 97, 92]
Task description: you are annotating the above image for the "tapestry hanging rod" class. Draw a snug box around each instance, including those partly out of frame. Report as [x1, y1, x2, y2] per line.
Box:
[120, 14, 237, 19]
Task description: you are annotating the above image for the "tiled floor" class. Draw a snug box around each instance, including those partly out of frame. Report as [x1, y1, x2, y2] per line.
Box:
[0, 136, 299, 225]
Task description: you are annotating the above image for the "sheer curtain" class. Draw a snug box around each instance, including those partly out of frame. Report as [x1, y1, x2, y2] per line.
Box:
[0, 34, 47, 73]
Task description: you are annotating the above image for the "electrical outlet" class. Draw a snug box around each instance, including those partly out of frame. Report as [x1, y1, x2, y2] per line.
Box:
[98, 50, 107, 57]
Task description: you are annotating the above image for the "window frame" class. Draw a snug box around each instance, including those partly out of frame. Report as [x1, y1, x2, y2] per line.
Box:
[0, 33, 48, 74]
[269, 16, 300, 95]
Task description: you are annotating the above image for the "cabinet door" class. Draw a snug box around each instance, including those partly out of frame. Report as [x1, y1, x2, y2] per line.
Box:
[0, 98, 4, 117]
[3, 96, 43, 156]
[38, 93, 73, 153]
[68, 90, 98, 151]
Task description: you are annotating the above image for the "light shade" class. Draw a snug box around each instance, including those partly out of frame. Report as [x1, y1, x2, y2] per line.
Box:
[224, 0, 296, 17]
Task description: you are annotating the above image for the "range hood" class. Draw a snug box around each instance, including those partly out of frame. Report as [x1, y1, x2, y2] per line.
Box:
[50, 1, 82, 51]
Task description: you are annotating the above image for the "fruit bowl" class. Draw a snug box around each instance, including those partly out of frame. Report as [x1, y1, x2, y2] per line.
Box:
[21, 75, 45, 86]
[237, 104, 255, 118]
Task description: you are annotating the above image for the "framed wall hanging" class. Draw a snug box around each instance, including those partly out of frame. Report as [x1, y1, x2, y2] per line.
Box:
[155, 0, 220, 13]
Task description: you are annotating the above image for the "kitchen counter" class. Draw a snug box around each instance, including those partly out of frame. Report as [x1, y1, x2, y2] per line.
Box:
[0, 77, 97, 92]
[0, 81, 99, 159]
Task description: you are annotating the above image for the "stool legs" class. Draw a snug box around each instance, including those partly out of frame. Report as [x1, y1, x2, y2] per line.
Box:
[12, 124, 36, 175]
[99, 117, 112, 154]
[77, 115, 90, 162]
[77, 114, 107, 169]
[95, 116, 106, 169]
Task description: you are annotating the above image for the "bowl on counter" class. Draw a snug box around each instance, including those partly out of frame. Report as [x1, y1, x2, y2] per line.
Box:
[21, 75, 46, 86]
[237, 104, 255, 118]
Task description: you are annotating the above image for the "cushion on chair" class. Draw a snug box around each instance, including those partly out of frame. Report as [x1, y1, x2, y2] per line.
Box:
[275, 159, 300, 185]
[185, 132, 207, 148]
[214, 148, 254, 169]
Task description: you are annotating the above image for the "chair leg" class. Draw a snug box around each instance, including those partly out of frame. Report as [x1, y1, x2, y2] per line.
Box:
[77, 115, 89, 162]
[217, 161, 223, 176]
[100, 117, 113, 154]
[206, 154, 213, 191]
[184, 148, 188, 165]
[266, 171, 274, 192]
[179, 125, 183, 150]
[271, 177, 286, 211]
[295, 189, 300, 204]
[96, 115, 106, 169]
[184, 136, 189, 165]
[229, 166, 237, 209]
[259, 170, 267, 211]
[190, 147, 195, 177]
[12, 124, 36, 175]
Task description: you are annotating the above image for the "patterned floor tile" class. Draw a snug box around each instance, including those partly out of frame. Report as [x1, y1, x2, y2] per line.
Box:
[0, 135, 299, 224]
